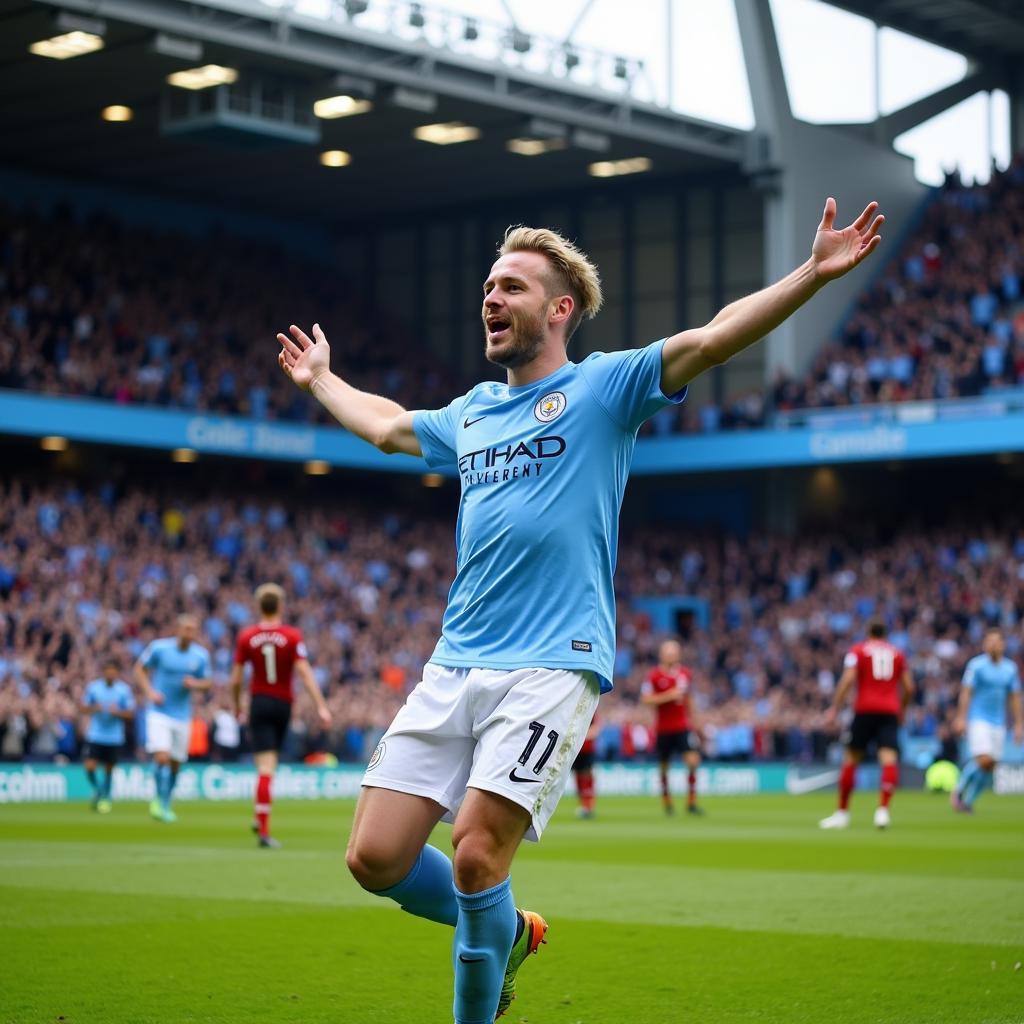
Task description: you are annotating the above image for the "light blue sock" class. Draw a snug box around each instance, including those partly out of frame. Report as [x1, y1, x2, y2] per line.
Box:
[156, 764, 173, 809]
[956, 759, 979, 798]
[964, 768, 992, 807]
[372, 845, 458, 926]
[453, 877, 517, 1024]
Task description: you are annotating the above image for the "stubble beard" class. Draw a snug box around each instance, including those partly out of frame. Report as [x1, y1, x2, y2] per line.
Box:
[483, 309, 547, 369]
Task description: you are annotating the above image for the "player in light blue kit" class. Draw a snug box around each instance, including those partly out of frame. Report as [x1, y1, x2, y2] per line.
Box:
[952, 627, 1023, 812]
[134, 615, 211, 823]
[81, 659, 135, 813]
[277, 198, 884, 1024]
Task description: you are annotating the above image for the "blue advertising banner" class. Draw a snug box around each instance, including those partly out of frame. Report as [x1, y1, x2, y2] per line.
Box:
[3, 390, 1022, 475]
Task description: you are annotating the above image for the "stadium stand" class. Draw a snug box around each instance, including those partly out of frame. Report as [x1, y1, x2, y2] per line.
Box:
[1, 471, 1019, 764]
[4, 153, 1022, 440]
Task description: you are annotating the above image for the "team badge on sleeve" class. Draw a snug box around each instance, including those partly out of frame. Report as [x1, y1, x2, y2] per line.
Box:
[534, 391, 567, 423]
[367, 741, 386, 771]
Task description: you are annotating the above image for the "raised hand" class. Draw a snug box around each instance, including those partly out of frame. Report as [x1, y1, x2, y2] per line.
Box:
[277, 323, 332, 392]
[811, 198, 884, 283]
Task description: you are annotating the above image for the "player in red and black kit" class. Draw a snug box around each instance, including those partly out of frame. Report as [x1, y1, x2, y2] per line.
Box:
[641, 639, 703, 816]
[820, 620, 914, 831]
[230, 582, 331, 848]
[572, 717, 600, 819]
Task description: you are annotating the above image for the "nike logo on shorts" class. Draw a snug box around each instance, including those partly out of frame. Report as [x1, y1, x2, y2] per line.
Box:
[463, 415, 485, 428]
[508, 768, 541, 784]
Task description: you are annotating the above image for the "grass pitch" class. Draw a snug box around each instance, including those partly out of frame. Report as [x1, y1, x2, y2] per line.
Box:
[2, 791, 1022, 1023]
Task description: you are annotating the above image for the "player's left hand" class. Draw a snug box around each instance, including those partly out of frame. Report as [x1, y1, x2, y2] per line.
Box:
[811, 198, 884, 283]
[317, 706, 333, 728]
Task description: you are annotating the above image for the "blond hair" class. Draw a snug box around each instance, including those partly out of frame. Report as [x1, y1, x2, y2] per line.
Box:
[254, 582, 285, 616]
[500, 226, 603, 341]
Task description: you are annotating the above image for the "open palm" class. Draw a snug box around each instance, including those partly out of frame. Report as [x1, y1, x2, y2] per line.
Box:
[277, 323, 331, 392]
[811, 198, 884, 282]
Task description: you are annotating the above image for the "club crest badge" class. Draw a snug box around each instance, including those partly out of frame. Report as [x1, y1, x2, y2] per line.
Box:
[534, 391, 567, 423]
[366, 741, 386, 771]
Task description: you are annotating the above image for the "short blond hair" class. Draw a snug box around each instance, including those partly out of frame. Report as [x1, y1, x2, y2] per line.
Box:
[500, 226, 603, 341]
[254, 582, 284, 616]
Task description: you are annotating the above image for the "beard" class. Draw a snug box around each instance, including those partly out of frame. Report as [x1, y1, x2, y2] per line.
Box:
[483, 308, 547, 369]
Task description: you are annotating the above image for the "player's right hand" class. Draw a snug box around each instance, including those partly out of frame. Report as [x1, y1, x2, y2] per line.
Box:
[823, 706, 837, 730]
[277, 323, 331, 392]
[150, 691, 165, 706]
[953, 715, 966, 737]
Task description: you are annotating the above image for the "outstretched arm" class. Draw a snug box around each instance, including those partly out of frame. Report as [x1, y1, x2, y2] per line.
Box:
[660, 198, 884, 394]
[277, 323, 422, 456]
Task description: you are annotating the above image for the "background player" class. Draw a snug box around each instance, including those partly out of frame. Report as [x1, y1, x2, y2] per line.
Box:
[572, 717, 600, 819]
[277, 197, 884, 1024]
[134, 614, 211, 823]
[230, 582, 332, 848]
[820, 621, 913, 830]
[80, 658, 135, 813]
[951, 628, 1023, 813]
[641, 639, 704, 816]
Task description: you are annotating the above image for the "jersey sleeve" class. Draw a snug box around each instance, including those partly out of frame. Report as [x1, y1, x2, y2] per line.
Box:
[233, 630, 249, 666]
[578, 340, 686, 433]
[139, 642, 159, 670]
[196, 648, 212, 679]
[412, 392, 468, 468]
[962, 659, 977, 688]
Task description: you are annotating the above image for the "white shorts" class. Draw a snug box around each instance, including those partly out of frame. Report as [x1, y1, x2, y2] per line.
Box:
[967, 720, 1005, 761]
[145, 710, 191, 763]
[363, 664, 600, 841]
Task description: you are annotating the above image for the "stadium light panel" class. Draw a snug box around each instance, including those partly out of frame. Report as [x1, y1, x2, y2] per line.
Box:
[319, 150, 352, 167]
[571, 128, 611, 153]
[506, 137, 566, 156]
[29, 31, 104, 60]
[166, 65, 238, 90]
[422, 474, 445, 488]
[40, 436, 68, 452]
[588, 157, 652, 178]
[313, 95, 372, 119]
[171, 448, 198, 463]
[413, 122, 480, 145]
[102, 105, 133, 122]
[392, 87, 437, 114]
[152, 33, 203, 62]
[304, 460, 330, 475]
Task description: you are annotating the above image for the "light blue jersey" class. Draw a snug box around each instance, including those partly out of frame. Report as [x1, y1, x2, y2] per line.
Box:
[962, 654, 1021, 727]
[139, 637, 211, 722]
[84, 678, 135, 746]
[414, 339, 684, 691]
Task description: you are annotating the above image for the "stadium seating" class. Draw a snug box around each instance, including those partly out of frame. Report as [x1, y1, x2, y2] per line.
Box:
[1, 474, 1019, 763]
[4, 154, 1022, 439]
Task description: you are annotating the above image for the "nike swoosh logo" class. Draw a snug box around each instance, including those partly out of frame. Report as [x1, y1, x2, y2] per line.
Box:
[508, 768, 540, 784]
[785, 768, 840, 795]
[463, 416, 485, 428]
[458, 954, 485, 963]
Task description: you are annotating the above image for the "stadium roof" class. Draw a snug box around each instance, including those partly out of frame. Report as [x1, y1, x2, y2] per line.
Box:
[831, 0, 1024, 63]
[0, 0, 744, 227]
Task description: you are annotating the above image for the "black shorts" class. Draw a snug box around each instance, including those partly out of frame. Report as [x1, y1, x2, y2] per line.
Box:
[83, 741, 120, 765]
[847, 713, 900, 754]
[572, 750, 594, 773]
[656, 730, 700, 761]
[249, 694, 292, 753]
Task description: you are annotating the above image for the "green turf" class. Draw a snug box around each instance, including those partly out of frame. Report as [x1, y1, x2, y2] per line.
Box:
[2, 792, 1022, 1023]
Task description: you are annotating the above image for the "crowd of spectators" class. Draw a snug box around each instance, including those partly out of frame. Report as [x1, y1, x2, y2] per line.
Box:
[4, 155, 1023, 441]
[1, 474, 1019, 765]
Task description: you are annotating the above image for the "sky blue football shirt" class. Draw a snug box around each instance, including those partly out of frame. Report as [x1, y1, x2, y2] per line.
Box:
[83, 678, 135, 746]
[962, 653, 1021, 727]
[413, 339, 685, 691]
[138, 637, 211, 722]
